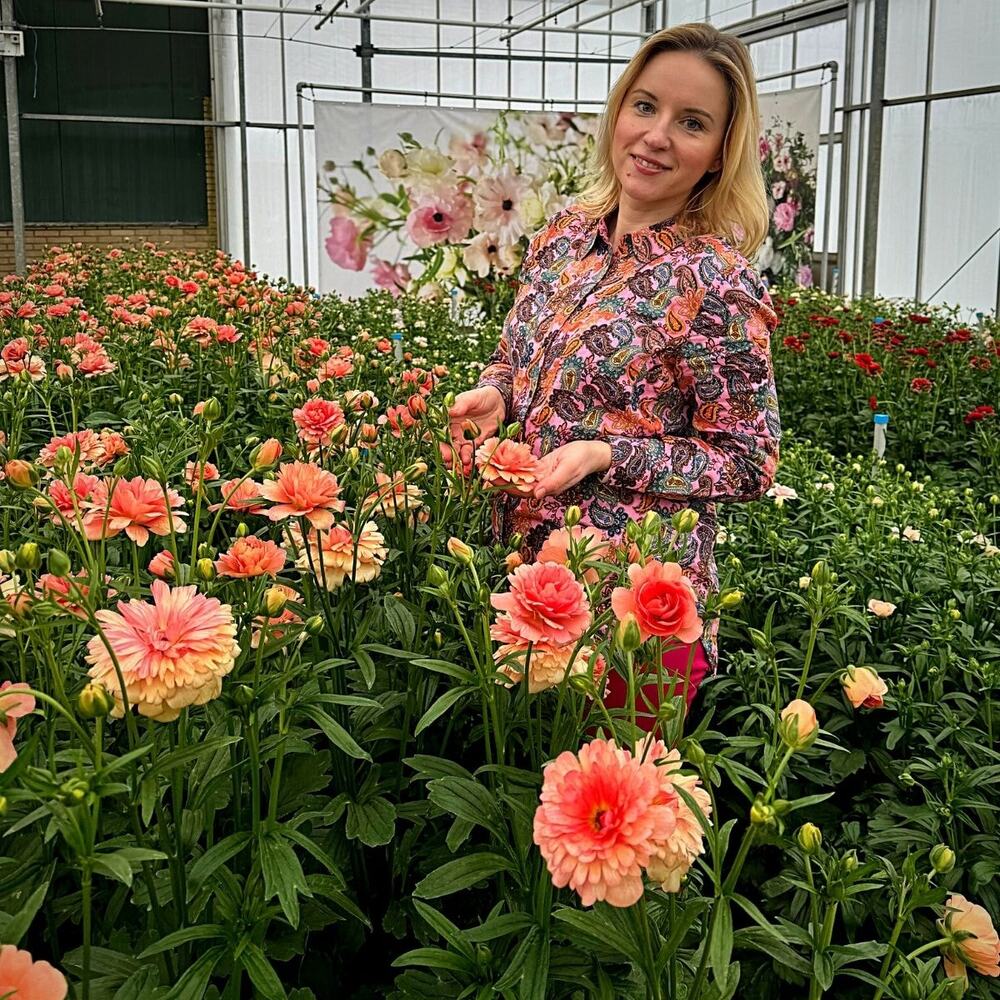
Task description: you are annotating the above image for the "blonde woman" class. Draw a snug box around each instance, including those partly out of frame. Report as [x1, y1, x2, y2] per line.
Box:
[448, 23, 781, 726]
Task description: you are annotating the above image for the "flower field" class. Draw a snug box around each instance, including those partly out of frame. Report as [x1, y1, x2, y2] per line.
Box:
[0, 243, 998, 1000]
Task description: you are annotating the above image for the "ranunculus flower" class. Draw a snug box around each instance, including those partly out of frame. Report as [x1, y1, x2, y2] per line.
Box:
[363, 471, 424, 519]
[779, 699, 818, 748]
[148, 549, 176, 579]
[184, 460, 219, 491]
[939, 894, 1000, 984]
[533, 738, 678, 907]
[867, 598, 897, 618]
[210, 478, 267, 514]
[262, 462, 345, 529]
[215, 536, 286, 578]
[766, 483, 799, 505]
[491, 561, 591, 647]
[493, 642, 605, 694]
[293, 397, 346, 448]
[841, 666, 888, 709]
[0, 681, 36, 772]
[610, 559, 702, 644]
[85, 580, 239, 721]
[405, 190, 474, 248]
[371, 258, 411, 297]
[773, 201, 797, 232]
[475, 437, 539, 494]
[83, 477, 187, 545]
[325, 217, 371, 271]
[0, 945, 68, 1000]
[536, 525, 610, 585]
[296, 520, 386, 590]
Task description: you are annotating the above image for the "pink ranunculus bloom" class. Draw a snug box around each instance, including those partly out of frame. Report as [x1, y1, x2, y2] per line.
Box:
[0, 681, 36, 772]
[316, 356, 354, 382]
[536, 525, 611, 585]
[82, 477, 187, 545]
[491, 561, 591, 646]
[643, 742, 712, 892]
[796, 265, 813, 287]
[610, 559, 703, 644]
[0, 945, 68, 1000]
[38, 428, 105, 469]
[209, 478, 267, 514]
[293, 397, 346, 448]
[38, 572, 108, 619]
[494, 642, 605, 694]
[76, 350, 117, 378]
[532, 738, 678, 907]
[215, 536, 286, 578]
[475, 437, 540, 494]
[371, 258, 411, 298]
[261, 461, 345, 529]
[85, 579, 239, 721]
[773, 201, 797, 232]
[184, 460, 219, 492]
[363, 471, 424, 520]
[405, 190, 474, 248]
[841, 666, 888, 709]
[939, 894, 1000, 984]
[44, 472, 100, 526]
[295, 520, 387, 590]
[325, 216, 371, 271]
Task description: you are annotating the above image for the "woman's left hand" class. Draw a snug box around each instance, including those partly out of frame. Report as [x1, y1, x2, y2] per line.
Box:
[532, 441, 613, 500]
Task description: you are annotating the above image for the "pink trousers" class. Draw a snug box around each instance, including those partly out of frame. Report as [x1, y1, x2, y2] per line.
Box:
[601, 642, 710, 733]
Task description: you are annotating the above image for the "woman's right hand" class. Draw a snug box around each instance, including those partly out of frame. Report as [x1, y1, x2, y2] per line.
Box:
[441, 385, 507, 471]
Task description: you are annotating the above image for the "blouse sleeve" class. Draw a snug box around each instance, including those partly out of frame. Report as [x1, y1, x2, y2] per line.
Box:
[599, 265, 781, 503]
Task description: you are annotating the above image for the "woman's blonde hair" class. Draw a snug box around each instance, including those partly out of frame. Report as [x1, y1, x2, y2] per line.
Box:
[576, 22, 769, 257]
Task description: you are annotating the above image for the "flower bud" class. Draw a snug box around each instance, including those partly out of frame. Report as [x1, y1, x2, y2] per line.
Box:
[433, 629, 443, 649]
[508, 533, 523, 550]
[236, 521, 250, 538]
[929, 844, 956, 875]
[719, 589, 743, 610]
[797, 822, 823, 855]
[750, 798, 775, 827]
[948, 608, 961, 621]
[168, 392, 183, 405]
[53, 446, 75, 474]
[841, 850, 859, 873]
[641, 511, 661, 534]
[77, 682, 113, 719]
[0, 549, 15, 574]
[684, 739, 707, 767]
[504, 552, 523, 572]
[200, 397, 222, 422]
[426, 564, 449, 587]
[56, 362, 74, 383]
[811, 560, 832, 587]
[233, 684, 254, 708]
[113, 457, 131, 478]
[461, 419, 480, 441]
[672, 508, 699, 533]
[0, 795, 6, 816]
[446, 537, 474, 566]
[615, 612, 643, 654]
[405, 460, 429, 480]
[195, 558, 216, 581]
[263, 586, 288, 616]
[3, 459, 39, 489]
[141, 455, 165, 481]
[568, 674, 598, 698]
[503, 422, 521, 439]
[564, 505, 582, 528]
[778, 699, 818, 750]
[305, 614, 325, 636]
[899, 769, 916, 788]
[251, 437, 283, 471]
[15, 542, 41, 572]
[47, 549, 71, 578]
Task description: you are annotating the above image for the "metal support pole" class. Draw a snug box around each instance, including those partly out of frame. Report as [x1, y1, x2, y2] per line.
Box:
[236, 0, 251, 265]
[860, 0, 886, 295]
[2, 0, 26, 274]
[820, 62, 838, 290]
[913, 0, 934, 301]
[280, 0, 292, 278]
[297, 85, 309, 287]
[359, 14, 372, 104]
[835, 0, 855, 295]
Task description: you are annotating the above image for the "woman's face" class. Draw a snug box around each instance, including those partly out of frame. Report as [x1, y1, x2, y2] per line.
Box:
[611, 50, 730, 221]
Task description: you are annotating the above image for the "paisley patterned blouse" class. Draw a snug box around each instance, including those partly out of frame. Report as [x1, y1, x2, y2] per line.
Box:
[478, 203, 781, 667]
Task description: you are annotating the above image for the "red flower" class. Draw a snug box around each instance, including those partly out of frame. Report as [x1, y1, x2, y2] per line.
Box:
[909, 377, 933, 394]
[827, 350, 841, 359]
[965, 405, 995, 426]
[945, 327, 972, 343]
[782, 335, 805, 353]
[868, 395, 878, 411]
[907, 347, 929, 356]
[908, 313, 931, 324]
[853, 353, 883, 376]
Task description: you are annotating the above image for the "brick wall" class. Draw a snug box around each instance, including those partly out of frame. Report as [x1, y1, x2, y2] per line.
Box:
[0, 100, 220, 275]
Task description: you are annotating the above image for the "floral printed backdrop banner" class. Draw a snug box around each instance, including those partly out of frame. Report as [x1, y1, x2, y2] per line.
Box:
[757, 85, 822, 167]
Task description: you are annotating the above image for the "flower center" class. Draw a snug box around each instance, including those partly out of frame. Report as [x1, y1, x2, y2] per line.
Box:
[502, 199, 513, 211]
[589, 802, 612, 832]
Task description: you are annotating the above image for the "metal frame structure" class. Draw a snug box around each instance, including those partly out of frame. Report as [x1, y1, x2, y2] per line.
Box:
[1, 0, 998, 313]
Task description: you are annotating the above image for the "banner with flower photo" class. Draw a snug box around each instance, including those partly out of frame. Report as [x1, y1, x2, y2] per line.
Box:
[313, 102, 596, 311]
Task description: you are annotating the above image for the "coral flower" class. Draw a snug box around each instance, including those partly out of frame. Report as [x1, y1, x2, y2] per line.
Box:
[83, 477, 187, 545]
[0, 945, 68, 999]
[866, 598, 897, 618]
[491, 561, 591, 646]
[215, 536, 286, 578]
[148, 549, 176, 579]
[533, 739, 678, 907]
[261, 462, 345, 529]
[939, 894, 1000, 984]
[210, 478, 267, 514]
[184, 460, 219, 491]
[43, 472, 100, 526]
[85, 580, 239, 721]
[643, 743, 712, 892]
[293, 397, 346, 448]
[296, 521, 387, 590]
[0, 681, 36, 772]
[610, 560, 703, 644]
[536, 525, 611, 585]
[494, 642, 605, 694]
[779, 699, 819, 747]
[841, 666, 888, 709]
[363, 471, 424, 519]
[475, 437, 540, 494]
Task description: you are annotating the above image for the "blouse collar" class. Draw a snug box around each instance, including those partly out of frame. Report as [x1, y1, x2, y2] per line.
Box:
[575, 208, 678, 262]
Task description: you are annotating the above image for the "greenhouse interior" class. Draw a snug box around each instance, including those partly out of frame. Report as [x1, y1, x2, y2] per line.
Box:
[0, 0, 998, 997]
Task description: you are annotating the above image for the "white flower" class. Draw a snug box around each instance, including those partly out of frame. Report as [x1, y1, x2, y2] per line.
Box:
[756, 237, 775, 272]
[870, 496, 884, 507]
[867, 598, 897, 618]
[814, 481, 835, 492]
[417, 282, 444, 302]
[903, 526, 921, 542]
[716, 527, 729, 545]
[405, 148, 457, 194]
[766, 484, 799, 506]
[462, 232, 521, 278]
[773, 148, 792, 172]
[473, 163, 534, 243]
[799, 576, 811, 590]
[377, 149, 407, 179]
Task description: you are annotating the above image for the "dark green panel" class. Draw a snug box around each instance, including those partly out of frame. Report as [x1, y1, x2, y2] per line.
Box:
[0, 0, 209, 223]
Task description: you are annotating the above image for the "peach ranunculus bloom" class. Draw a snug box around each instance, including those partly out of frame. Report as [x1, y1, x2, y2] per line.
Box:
[610, 560, 703, 645]
[148, 549, 176, 579]
[82, 477, 188, 545]
[293, 397, 346, 448]
[215, 536, 286, 578]
[536, 525, 611, 585]
[184, 460, 219, 491]
[643, 742, 712, 893]
[475, 437, 540, 494]
[0, 681, 36, 772]
[261, 461, 345, 529]
[0, 945, 68, 1000]
[939, 894, 1000, 984]
[779, 699, 818, 748]
[491, 561, 591, 647]
[85, 580, 239, 721]
[493, 642, 605, 694]
[363, 471, 424, 520]
[532, 738, 679, 907]
[866, 598, 897, 618]
[296, 520, 387, 590]
[841, 666, 888, 709]
[209, 478, 267, 514]
[43, 472, 100, 526]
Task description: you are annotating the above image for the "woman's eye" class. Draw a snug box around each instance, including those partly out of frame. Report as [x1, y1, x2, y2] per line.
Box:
[683, 117, 705, 131]
[635, 100, 655, 114]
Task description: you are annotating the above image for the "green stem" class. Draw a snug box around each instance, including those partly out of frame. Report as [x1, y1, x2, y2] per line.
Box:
[81, 864, 92, 1000]
[871, 890, 908, 1000]
[795, 615, 821, 699]
[808, 902, 838, 1000]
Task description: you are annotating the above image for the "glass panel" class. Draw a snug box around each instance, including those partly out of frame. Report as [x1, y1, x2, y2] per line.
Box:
[813, 139, 841, 258]
[932, 0, 999, 92]
[885, 0, 929, 99]
[668, 0, 708, 24]
[751, 35, 794, 92]
[710, 0, 753, 26]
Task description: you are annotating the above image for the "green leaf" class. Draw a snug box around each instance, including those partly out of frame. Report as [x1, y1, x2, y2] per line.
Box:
[519, 931, 550, 1000]
[187, 832, 252, 894]
[92, 852, 138, 887]
[384, 595, 416, 647]
[243, 943, 288, 999]
[427, 776, 504, 837]
[346, 797, 396, 847]
[391, 947, 476, 973]
[307, 874, 371, 928]
[412, 899, 476, 962]
[412, 658, 475, 683]
[259, 831, 311, 927]
[298, 705, 371, 761]
[143, 736, 240, 781]
[164, 946, 225, 1000]
[414, 853, 516, 899]
[354, 648, 376, 689]
[708, 897, 733, 982]
[138, 925, 225, 959]
[112, 966, 161, 1000]
[415, 687, 473, 735]
[0, 878, 50, 945]
[465, 911, 535, 943]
